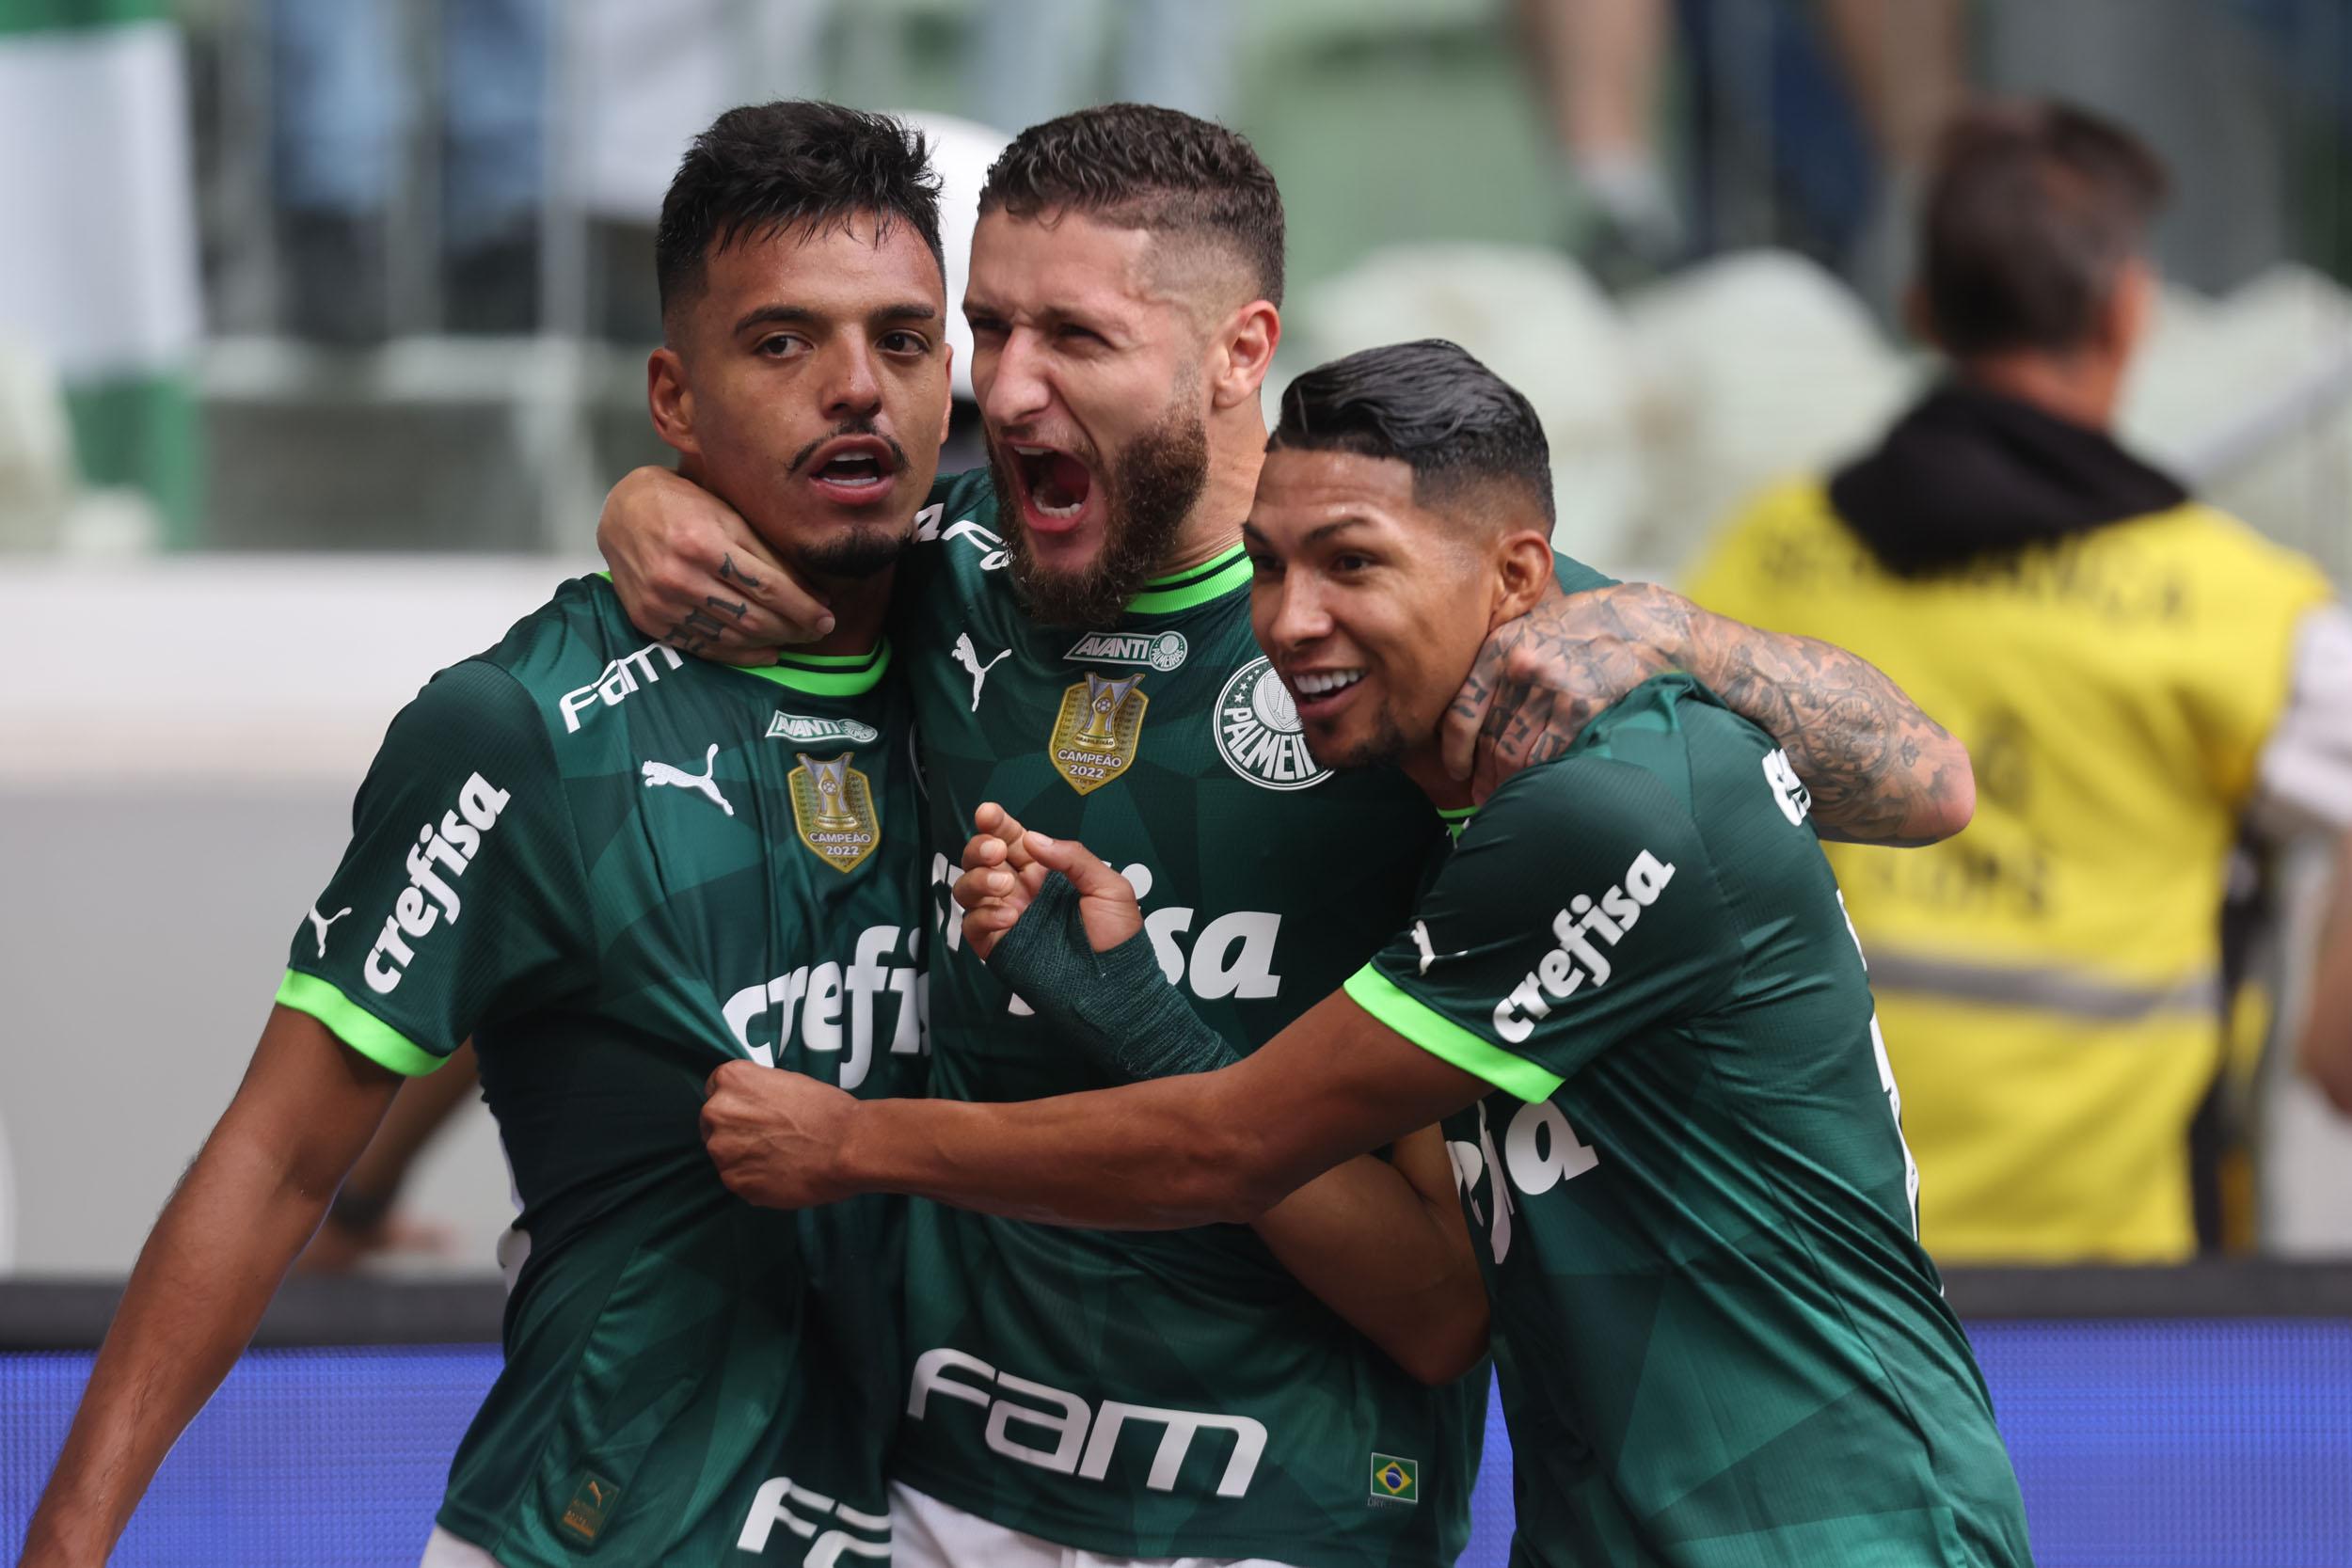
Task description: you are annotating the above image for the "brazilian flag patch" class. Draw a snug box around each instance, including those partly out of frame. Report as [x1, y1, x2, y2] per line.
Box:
[558, 1470, 622, 1544]
[1369, 1453, 1420, 1505]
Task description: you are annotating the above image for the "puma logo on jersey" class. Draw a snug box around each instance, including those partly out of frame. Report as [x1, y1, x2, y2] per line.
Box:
[363, 773, 511, 995]
[909, 1347, 1269, 1499]
[952, 632, 1011, 711]
[737, 1475, 890, 1560]
[1409, 921, 1467, 975]
[306, 905, 353, 958]
[642, 744, 734, 816]
[1491, 850, 1676, 1043]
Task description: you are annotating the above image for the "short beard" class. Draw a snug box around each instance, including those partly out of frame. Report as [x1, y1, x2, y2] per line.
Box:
[993, 398, 1209, 628]
[801, 524, 908, 581]
[1309, 706, 1412, 773]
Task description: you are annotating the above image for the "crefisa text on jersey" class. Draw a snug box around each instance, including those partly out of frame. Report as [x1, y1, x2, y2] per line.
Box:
[1491, 849, 1677, 1042]
[363, 773, 512, 993]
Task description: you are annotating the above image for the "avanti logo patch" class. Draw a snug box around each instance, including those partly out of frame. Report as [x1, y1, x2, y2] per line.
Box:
[1213, 657, 1329, 792]
[767, 710, 880, 746]
[1064, 629, 1188, 672]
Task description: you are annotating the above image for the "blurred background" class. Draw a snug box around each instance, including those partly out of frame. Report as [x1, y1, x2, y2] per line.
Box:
[6, 0, 2348, 1275]
[4, 2, 2352, 1562]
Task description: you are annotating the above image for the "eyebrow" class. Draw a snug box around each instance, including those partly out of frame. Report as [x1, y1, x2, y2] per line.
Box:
[731, 300, 941, 336]
[1240, 516, 1377, 549]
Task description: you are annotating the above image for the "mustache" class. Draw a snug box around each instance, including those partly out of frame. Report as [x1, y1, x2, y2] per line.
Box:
[787, 419, 910, 476]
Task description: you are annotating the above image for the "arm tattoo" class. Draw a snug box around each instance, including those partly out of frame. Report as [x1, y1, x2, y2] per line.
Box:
[1577, 584, 1966, 845]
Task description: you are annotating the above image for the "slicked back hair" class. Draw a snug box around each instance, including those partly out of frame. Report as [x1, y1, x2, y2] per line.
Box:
[1923, 100, 2169, 358]
[977, 103, 1285, 308]
[657, 101, 945, 330]
[1269, 340, 1554, 529]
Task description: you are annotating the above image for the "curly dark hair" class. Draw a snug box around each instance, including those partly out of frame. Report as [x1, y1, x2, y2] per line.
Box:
[1270, 340, 1554, 527]
[657, 101, 944, 325]
[978, 103, 1284, 307]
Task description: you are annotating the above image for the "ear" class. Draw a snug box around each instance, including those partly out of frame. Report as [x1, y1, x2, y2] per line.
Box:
[2099, 259, 2157, 359]
[647, 346, 699, 460]
[938, 341, 957, 447]
[1490, 529, 1557, 632]
[1209, 299, 1281, 413]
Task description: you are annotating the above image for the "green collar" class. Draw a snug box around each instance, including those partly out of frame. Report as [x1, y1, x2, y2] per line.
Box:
[737, 640, 893, 697]
[1124, 541, 1250, 616]
[1437, 804, 1477, 843]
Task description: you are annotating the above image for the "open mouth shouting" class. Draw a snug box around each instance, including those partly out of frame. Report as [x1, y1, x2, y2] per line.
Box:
[800, 434, 903, 507]
[1007, 442, 1098, 536]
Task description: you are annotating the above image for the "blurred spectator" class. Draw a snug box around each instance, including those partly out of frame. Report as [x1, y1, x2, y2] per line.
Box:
[1513, 0, 1963, 295]
[965, 0, 1234, 135]
[1683, 101, 2352, 1263]
[268, 0, 548, 341]
[2301, 837, 2352, 1117]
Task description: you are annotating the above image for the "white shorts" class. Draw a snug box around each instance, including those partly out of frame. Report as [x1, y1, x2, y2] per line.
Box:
[419, 1526, 501, 1568]
[888, 1481, 1303, 1568]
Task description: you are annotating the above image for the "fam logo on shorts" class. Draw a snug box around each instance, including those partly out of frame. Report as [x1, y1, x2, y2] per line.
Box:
[1214, 657, 1329, 792]
[1369, 1453, 1420, 1506]
[1063, 628, 1189, 673]
[1049, 673, 1148, 794]
[788, 751, 881, 873]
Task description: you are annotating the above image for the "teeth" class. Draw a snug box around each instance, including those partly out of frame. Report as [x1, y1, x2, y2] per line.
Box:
[1013, 445, 1052, 456]
[1293, 669, 1363, 697]
[1033, 496, 1082, 518]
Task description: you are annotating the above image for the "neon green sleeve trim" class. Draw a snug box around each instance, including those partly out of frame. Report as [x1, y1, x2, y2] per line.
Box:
[1343, 965, 1565, 1103]
[274, 970, 447, 1078]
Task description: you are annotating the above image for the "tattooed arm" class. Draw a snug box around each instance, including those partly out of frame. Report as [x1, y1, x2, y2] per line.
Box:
[1443, 581, 1975, 846]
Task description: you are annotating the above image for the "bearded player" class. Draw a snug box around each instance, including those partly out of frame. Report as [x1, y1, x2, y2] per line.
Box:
[608, 106, 1978, 1568]
[708, 341, 2038, 1568]
[23, 103, 951, 1567]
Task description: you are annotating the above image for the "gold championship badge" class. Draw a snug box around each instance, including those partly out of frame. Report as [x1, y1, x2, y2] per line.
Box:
[1049, 672, 1148, 795]
[788, 751, 881, 872]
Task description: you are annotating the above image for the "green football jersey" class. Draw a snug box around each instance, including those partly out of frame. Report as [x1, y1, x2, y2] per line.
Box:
[883, 469, 1614, 1567]
[1345, 675, 2034, 1568]
[278, 577, 927, 1567]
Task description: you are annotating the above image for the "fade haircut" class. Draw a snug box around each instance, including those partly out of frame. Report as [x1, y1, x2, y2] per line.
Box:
[1922, 99, 2169, 358]
[1268, 340, 1555, 529]
[977, 103, 1285, 308]
[656, 101, 945, 330]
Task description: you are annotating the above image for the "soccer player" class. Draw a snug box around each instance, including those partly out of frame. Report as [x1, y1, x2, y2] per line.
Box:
[699, 340, 2037, 1568]
[610, 107, 1979, 1568]
[22, 102, 952, 1567]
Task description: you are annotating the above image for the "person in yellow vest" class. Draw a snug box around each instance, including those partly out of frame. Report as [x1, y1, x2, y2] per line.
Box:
[1685, 99, 2352, 1263]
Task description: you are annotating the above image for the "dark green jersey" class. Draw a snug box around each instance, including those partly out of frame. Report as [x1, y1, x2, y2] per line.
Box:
[885, 469, 1614, 1566]
[278, 577, 926, 1567]
[1346, 675, 2033, 1568]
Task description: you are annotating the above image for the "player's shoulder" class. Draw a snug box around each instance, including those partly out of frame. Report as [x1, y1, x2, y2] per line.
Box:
[380, 577, 662, 765]
[904, 467, 1013, 614]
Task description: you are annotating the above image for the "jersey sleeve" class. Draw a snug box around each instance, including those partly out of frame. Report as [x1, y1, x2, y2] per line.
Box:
[1343, 754, 1740, 1101]
[277, 659, 588, 1075]
[1550, 548, 1619, 594]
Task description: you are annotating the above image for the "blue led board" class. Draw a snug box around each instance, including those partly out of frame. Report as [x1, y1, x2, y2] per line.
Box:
[4, 1321, 2348, 1566]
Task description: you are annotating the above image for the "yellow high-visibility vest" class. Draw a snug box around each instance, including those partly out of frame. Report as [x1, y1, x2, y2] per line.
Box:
[1685, 480, 2334, 1262]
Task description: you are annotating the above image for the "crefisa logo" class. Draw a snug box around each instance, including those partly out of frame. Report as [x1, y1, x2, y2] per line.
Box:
[1213, 657, 1329, 792]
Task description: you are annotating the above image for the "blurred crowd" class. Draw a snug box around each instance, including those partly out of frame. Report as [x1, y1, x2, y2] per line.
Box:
[1, 0, 2348, 1270]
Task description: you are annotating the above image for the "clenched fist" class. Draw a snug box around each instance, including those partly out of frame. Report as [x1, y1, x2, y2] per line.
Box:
[700, 1060, 860, 1210]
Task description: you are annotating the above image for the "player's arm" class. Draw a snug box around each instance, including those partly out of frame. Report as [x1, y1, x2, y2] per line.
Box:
[2298, 832, 2352, 1116]
[19, 1008, 402, 1567]
[961, 806, 1487, 1382]
[1443, 579, 1974, 846]
[296, 1040, 479, 1274]
[707, 980, 1489, 1232]
[1247, 1126, 1489, 1385]
[597, 466, 834, 660]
